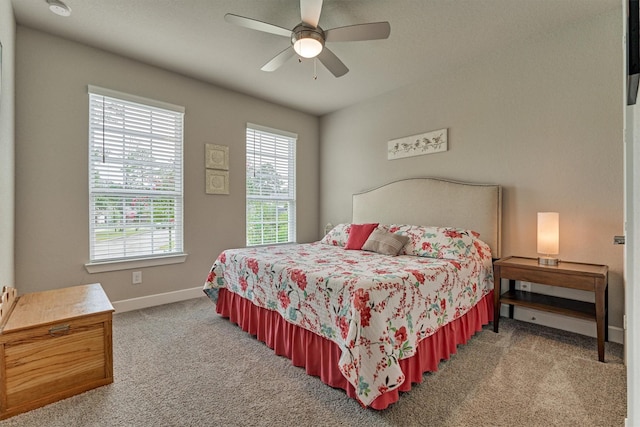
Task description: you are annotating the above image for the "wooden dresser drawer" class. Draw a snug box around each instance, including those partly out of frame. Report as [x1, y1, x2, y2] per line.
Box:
[0, 284, 114, 420]
[499, 265, 597, 290]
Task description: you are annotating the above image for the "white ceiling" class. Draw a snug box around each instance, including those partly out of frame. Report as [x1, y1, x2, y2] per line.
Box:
[11, 0, 619, 116]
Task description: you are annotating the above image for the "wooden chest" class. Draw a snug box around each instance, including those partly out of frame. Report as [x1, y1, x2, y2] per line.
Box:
[0, 283, 114, 420]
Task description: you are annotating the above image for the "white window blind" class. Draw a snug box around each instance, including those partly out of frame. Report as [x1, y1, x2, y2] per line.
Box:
[88, 86, 184, 262]
[246, 124, 296, 246]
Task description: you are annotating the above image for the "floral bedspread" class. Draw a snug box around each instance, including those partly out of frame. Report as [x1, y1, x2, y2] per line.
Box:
[203, 241, 493, 406]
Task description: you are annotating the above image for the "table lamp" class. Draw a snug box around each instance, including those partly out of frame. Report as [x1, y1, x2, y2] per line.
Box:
[537, 212, 559, 266]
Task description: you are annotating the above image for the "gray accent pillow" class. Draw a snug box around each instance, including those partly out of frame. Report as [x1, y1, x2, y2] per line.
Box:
[362, 229, 410, 256]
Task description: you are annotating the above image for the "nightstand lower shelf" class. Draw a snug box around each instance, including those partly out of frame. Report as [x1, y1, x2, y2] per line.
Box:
[500, 290, 597, 321]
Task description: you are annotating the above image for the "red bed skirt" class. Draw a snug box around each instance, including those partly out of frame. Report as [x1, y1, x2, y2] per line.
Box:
[215, 288, 494, 410]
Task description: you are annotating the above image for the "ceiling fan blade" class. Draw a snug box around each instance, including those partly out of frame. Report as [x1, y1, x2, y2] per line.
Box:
[225, 13, 291, 38]
[261, 46, 296, 72]
[317, 47, 348, 77]
[300, 0, 323, 28]
[325, 22, 391, 42]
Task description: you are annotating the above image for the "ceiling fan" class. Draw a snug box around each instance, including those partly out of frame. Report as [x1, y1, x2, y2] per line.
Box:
[225, 0, 391, 78]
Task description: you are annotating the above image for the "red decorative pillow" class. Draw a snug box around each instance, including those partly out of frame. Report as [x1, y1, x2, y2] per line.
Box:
[345, 223, 379, 250]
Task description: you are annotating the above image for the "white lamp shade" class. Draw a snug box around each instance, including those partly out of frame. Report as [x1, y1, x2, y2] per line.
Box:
[293, 38, 323, 58]
[537, 212, 559, 255]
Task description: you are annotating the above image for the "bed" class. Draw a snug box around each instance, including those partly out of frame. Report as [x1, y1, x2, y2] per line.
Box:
[203, 178, 502, 409]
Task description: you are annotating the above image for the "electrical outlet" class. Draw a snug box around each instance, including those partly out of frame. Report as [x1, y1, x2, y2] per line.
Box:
[132, 271, 142, 284]
[520, 282, 530, 292]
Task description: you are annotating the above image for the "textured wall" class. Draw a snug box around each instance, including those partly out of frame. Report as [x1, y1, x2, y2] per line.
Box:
[15, 27, 319, 302]
[320, 9, 624, 330]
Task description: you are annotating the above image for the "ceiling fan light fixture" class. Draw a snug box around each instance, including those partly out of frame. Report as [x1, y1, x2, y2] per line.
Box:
[47, 0, 71, 17]
[292, 24, 324, 58]
[294, 38, 323, 58]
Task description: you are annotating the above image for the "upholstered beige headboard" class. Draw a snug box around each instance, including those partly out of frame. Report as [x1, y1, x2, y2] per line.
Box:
[352, 178, 502, 258]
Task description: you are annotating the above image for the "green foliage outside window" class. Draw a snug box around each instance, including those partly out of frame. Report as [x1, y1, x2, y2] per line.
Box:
[246, 161, 292, 246]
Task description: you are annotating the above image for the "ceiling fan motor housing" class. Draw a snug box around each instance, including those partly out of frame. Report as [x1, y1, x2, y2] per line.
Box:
[291, 23, 325, 50]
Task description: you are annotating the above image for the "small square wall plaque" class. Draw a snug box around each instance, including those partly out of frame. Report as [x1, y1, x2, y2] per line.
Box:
[206, 170, 229, 195]
[205, 144, 229, 170]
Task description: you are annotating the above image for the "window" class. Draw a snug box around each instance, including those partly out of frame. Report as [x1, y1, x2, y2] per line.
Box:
[88, 86, 184, 263]
[246, 124, 296, 246]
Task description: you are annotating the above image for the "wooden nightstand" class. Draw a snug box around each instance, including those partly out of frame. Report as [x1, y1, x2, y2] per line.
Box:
[0, 283, 114, 419]
[493, 256, 608, 362]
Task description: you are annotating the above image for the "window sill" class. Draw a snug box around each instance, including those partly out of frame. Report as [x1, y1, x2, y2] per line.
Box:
[84, 253, 188, 273]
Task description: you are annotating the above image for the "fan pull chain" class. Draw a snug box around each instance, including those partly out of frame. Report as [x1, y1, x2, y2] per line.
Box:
[314, 58, 317, 80]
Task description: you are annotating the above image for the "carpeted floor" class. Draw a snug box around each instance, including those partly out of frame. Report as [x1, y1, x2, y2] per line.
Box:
[0, 296, 626, 426]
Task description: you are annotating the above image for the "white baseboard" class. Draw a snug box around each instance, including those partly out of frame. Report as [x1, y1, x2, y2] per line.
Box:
[500, 305, 624, 345]
[112, 286, 205, 313]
